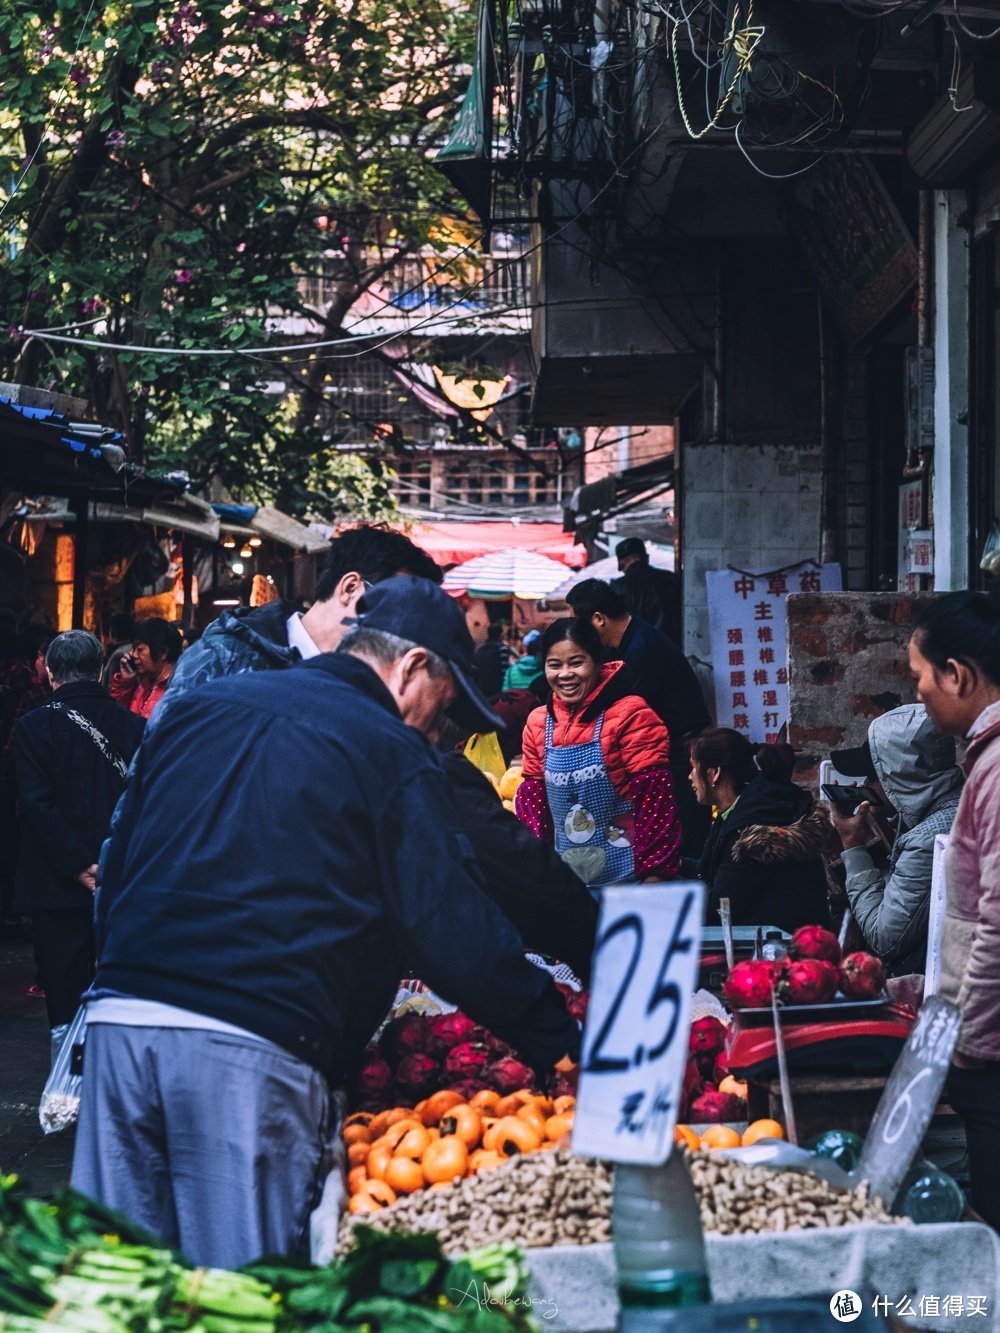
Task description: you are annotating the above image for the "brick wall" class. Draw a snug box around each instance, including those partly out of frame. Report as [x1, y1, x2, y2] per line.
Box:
[787, 590, 939, 785]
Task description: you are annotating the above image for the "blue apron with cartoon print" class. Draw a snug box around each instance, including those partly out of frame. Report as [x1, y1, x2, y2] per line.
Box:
[544, 711, 635, 890]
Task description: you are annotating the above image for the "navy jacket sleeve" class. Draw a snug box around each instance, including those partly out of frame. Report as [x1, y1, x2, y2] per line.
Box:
[442, 753, 597, 982]
[375, 760, 581, 1071]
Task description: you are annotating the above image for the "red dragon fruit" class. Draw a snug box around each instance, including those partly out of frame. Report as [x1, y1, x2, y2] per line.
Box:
[788, 925, 842, 966]
[356, 1053, 393, 1102]
[778, 957, 839, 1005]
[689, 1015, 726, 1058]
[426, 1011, 480, 1057]
[566, 991, 588, 1023]
[394, 1052, 439, 1096]
[447, 1077, 484, 1102]
[690, 1089, 745, 1124]
[378, 1014, 430, 1060]
[487, 1055, 535, 1093]
[482, 1032, 515, 1061]
[444, 1041, 490, 1078]
[722, 959, 777, 1008]
[839, 951, 887, 999]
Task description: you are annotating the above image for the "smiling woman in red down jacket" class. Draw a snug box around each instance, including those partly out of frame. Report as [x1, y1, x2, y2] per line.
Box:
[514, 618, 680, 890]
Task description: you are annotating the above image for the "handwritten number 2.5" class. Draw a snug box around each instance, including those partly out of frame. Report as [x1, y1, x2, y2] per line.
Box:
[585, 892, 696, 1073]
[645, 890, 696, 1062]
[586, 914, 644, 1073]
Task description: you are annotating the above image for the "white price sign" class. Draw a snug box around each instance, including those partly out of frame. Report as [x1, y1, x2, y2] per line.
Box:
[572, 882, 705, 1165]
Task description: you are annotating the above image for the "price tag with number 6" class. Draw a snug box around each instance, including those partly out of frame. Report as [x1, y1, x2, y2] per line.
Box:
[572, 881, 705, 1165]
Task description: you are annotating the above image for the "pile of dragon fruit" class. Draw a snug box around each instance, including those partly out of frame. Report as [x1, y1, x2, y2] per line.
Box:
[722, 926, 888, 1010]
[350, 987, 587, 1110]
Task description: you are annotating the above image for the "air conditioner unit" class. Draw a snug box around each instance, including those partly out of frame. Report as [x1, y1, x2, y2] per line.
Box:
[907, 63, 1000, 186]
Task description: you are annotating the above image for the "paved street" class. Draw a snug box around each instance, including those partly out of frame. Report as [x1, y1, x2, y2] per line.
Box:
[0, 940, 76, 1195]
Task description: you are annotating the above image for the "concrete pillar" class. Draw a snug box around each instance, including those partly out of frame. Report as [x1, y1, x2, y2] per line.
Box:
[933, 190, 970, 591]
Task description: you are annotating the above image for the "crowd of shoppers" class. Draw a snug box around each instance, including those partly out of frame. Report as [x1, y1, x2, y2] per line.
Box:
[6, 523, 1000, 1253]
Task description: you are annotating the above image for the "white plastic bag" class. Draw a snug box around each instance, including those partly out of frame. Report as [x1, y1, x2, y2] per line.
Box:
[39, 1004, 87, 1134]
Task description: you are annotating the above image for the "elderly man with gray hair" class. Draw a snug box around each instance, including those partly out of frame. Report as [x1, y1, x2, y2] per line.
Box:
[13, 630, 145, 1050]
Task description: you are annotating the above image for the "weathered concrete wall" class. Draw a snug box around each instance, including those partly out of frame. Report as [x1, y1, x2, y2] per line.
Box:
[681, 441, 825, 665]
[787, 590, 939, 784]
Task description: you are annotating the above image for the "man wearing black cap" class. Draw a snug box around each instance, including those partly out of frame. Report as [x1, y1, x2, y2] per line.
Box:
[613, 537, 683, 644]
[74, 577, 580, 1270]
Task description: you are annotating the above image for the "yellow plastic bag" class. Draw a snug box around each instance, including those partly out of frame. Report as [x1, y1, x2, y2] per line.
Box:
[463, 731, 507, 787]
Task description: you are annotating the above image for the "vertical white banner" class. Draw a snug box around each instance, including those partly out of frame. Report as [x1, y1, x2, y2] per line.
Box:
[706, 560, 842, 741]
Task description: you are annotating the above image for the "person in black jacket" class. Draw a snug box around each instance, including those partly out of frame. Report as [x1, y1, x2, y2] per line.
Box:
[75, 578, 580, 1270]
[440, 750, 598, 983]
[689, 727, 833, 933]
[612, 537, 682, 642]
[14, 631, 144, 1042]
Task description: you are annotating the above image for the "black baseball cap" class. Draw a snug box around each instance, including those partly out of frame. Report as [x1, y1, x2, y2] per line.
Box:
[830, 739, 877, 779]
[351, 576, 503, 731]
[616, 537, 648, 563]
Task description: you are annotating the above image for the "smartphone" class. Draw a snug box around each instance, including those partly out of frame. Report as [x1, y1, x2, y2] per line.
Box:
[822, 783, 883, 811]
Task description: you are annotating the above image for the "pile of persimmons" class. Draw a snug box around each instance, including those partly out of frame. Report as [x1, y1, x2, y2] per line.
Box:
[343, 1087, 576, 1214]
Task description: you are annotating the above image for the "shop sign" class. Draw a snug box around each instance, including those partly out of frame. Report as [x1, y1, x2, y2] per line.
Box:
[572, 881, 705, 1165]
[855, 996, 961, 1207]
[706, 560, 842, 742]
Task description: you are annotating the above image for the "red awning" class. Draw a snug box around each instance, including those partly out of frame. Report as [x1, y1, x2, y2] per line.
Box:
[410, 521, 586, 569]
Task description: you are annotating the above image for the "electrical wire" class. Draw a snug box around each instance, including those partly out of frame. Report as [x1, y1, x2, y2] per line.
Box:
[733, 118, 824, 177]
[949, 0, 1000, 39]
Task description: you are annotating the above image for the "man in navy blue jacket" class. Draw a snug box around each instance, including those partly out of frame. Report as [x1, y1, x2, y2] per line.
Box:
[74, 579, 580, 1269]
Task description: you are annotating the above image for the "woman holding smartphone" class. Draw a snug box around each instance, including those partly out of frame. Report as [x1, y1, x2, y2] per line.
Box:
[109, 618, 183, 720]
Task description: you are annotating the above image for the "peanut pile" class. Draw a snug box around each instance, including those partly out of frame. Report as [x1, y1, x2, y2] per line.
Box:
[686, 1149, 907, 1236]
[338, 1148, 612, 1256]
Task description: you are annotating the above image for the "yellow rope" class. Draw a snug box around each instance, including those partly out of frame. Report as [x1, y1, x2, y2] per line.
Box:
[670, 0, 764, 141]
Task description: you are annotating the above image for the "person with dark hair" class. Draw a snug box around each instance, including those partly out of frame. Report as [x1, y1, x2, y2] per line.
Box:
[909, 590, 1000, 1230]
[829, 705, 962, 977]
[110, 618, 183, 719]
[515, 618, 680, 890]
[101, 612, 137, 687]
[13, 631, 144, 1054]
[612, 537, 682, 642]
[74, 578, 579, 1268]
[565, 577, 711, 855]
[473, 622, 512, 700]
[690, 727, 832, 932]
[160, 525, 443, 714]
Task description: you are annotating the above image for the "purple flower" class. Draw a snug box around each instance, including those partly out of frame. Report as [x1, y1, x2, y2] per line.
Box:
[105, 129, 125, 147]
[150, 59, 170, 80]
[82, 296, 103, 315]
[174, 268, 192, 284]
[130, 194, 143, 211]
[68, 66, 89, 88]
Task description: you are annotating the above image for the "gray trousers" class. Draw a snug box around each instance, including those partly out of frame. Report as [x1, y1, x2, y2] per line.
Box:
[72, 1024, 330, 1270]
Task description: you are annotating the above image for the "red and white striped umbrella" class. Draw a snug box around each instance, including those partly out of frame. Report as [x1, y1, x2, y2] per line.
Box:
[442, 548, 572, 600]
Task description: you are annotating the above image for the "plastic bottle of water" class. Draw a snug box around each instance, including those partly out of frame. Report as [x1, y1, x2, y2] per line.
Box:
[895, 1159, 964, 1224]
[612, 1152, 710, 1328]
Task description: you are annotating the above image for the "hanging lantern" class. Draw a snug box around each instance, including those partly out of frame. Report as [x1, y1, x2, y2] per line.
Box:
[239, 543, 253, 558]
[222, 534, 236, 549]
[249, 535, 262, 548]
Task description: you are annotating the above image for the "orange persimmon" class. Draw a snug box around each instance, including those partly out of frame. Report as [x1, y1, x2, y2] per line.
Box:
[420, 1090, 464, 1126]
[421, 1135, 469, 1184]
[439, 1104, 482, 1149]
